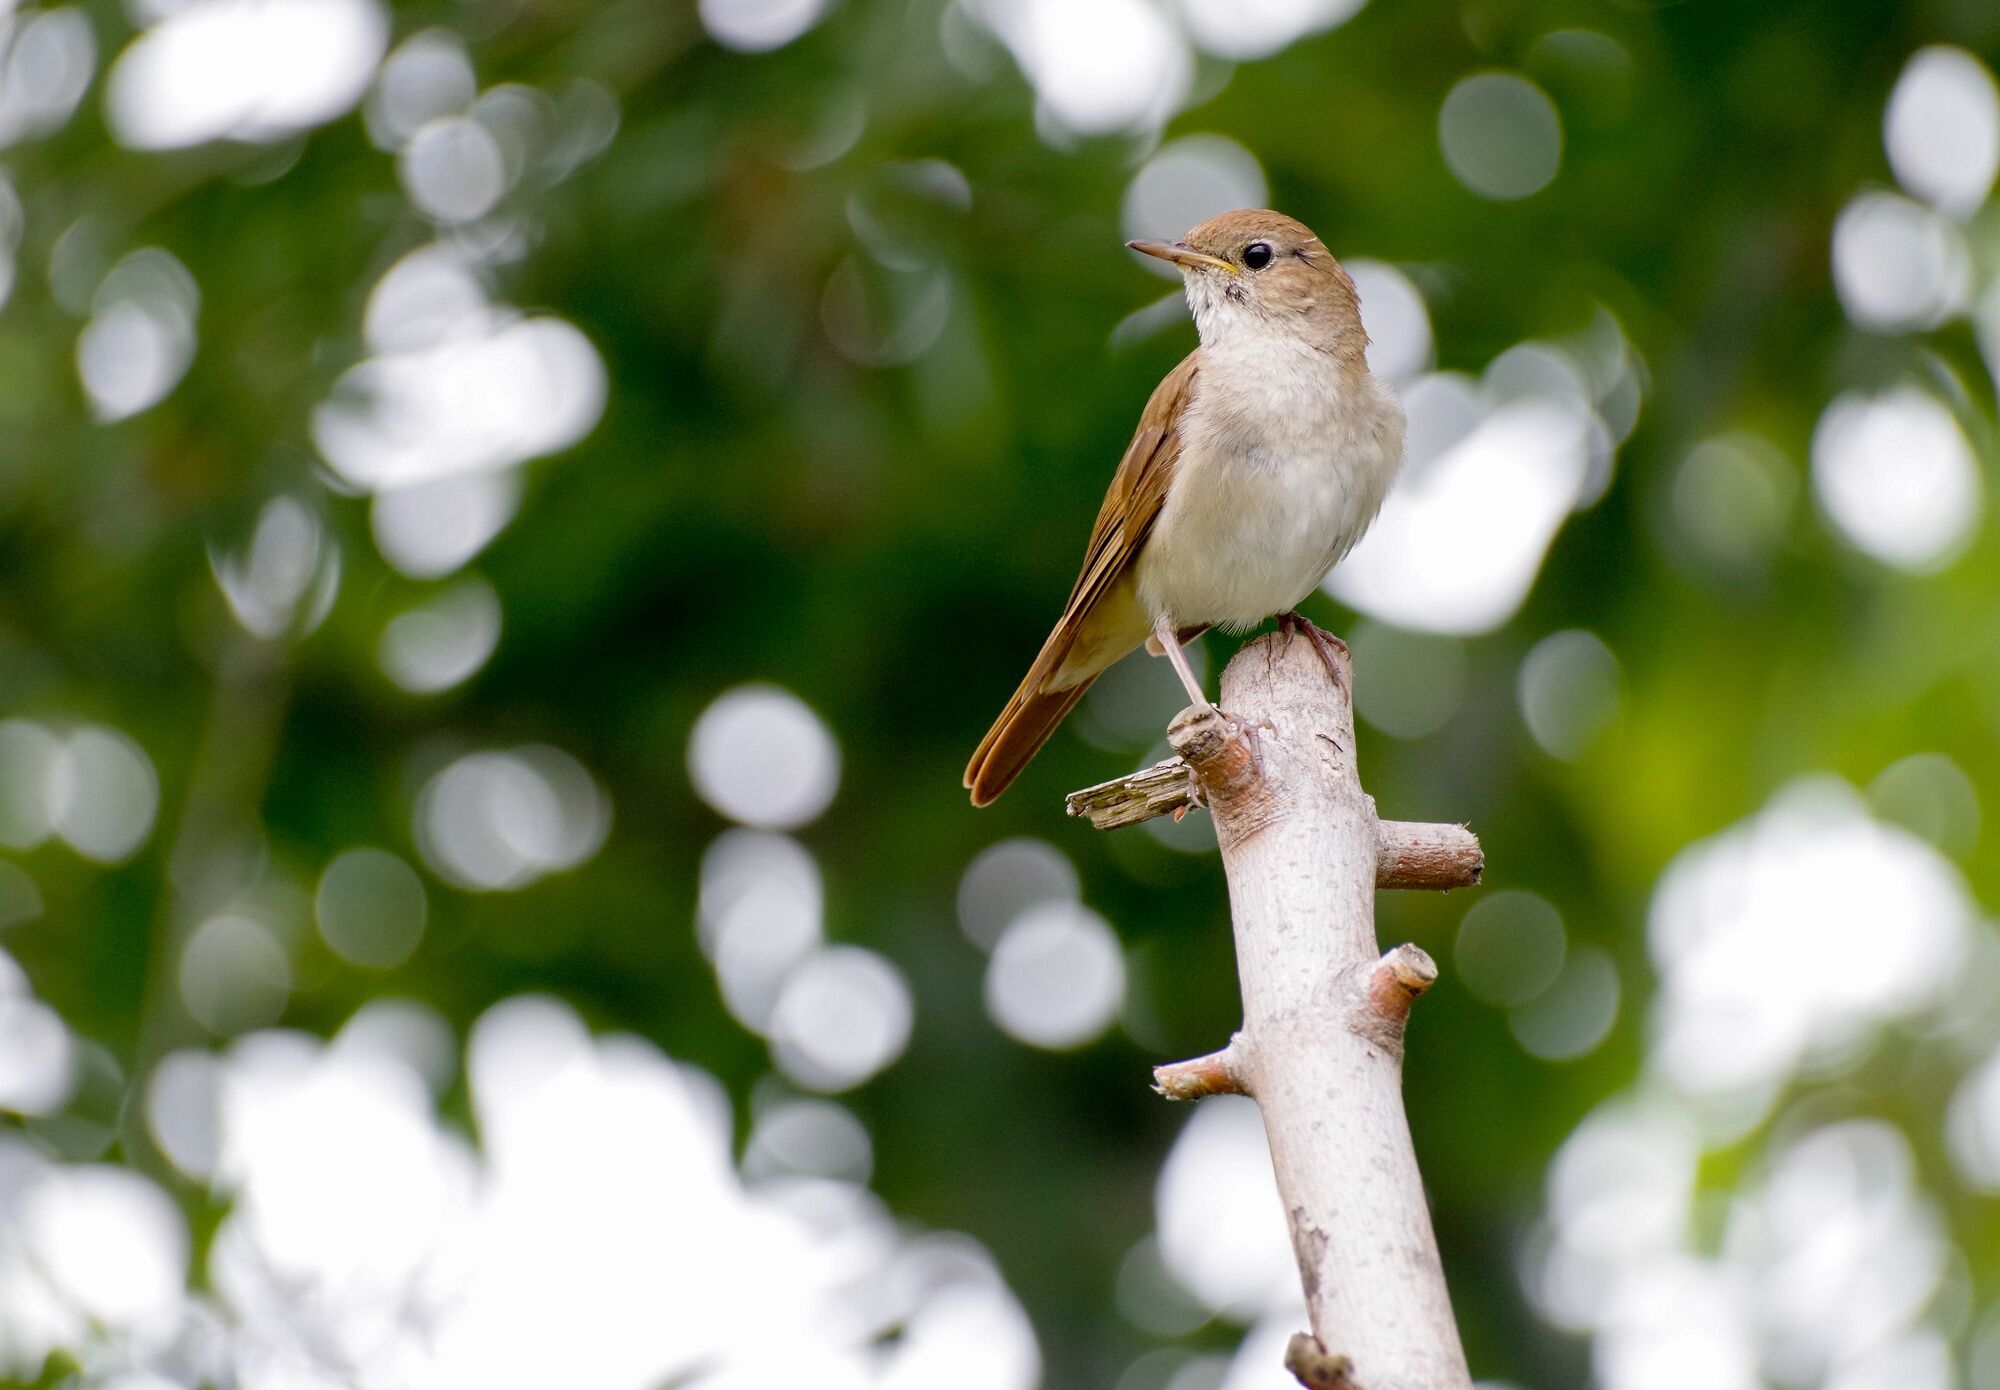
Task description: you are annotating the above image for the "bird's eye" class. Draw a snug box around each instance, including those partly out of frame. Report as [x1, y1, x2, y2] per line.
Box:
[1243, 242, 1274, 270]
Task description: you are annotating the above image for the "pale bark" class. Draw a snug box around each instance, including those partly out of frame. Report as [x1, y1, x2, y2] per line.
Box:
[1086, 630, 1476, 1390]
[1067, 765, 1482, 892]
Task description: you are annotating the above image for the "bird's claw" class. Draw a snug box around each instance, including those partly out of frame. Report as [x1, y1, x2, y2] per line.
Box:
[1276, 611, 1349, 698]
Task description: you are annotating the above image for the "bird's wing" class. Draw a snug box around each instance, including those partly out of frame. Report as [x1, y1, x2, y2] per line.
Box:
[963, 350, 1199, 804]
[1057, 349, 1198, 627]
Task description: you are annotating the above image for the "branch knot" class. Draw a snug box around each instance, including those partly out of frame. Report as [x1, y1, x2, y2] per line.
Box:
[1348, 943, 1437, 1054]
[1153, 1036, 1251, 1100]
[1285, 1332, 1361, 1390]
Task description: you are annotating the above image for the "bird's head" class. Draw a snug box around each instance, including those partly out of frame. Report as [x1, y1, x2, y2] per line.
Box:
[1127, 208, 1365, 361]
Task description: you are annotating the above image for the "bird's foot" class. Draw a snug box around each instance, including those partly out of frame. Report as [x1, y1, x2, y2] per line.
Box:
[1276, 611, 1350, 698]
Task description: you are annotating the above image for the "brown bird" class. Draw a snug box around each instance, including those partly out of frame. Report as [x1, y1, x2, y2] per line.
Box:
[964, 209, 1406, 806]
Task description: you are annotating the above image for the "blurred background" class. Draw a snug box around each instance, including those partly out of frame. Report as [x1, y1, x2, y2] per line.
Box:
[1, 0, 1998, 1386]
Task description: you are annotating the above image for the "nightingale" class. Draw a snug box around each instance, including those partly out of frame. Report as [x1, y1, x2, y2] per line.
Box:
[964, 208, 1406, 807]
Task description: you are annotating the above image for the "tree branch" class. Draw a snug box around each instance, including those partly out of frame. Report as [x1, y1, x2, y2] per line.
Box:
[1372, 822, 1483, 890]
[1075, 627, 1474, 1390]
[1066, 765, 1481, 891]
[1064, 757, 1197, 830]
[1286, 1332, 1362, 1389]
[1152, 1038, 1249, 1100]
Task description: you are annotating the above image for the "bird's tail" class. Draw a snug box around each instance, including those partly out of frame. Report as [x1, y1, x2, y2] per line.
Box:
[963, 677, 1097, 807]
[966, 583, 1150, 805]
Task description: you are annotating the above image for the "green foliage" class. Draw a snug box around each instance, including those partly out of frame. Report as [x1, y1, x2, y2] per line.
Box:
[2, 0, 1999, 1385]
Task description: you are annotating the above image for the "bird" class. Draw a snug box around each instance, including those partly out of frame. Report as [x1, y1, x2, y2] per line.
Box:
[964, 208, 1406, 807]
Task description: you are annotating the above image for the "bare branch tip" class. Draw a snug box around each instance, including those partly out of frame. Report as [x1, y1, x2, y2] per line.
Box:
[1165, 705, 1236, 765]
[1357, 944, 1437, 1039]
[1374, 820, 1484, 891]
[1284, 1332, 1361, 1390]
[1152, 1043, 1247, 1101]
[1063, 757, 1199, 829]
[1378, 943, 1438, 993]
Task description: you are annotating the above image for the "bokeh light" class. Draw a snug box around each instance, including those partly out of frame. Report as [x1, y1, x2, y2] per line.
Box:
[1155, 1096, 1295, 1320]
[146, 1049, 226, 1180]
[378, 577, 503, 693]
[209, 496, 340, 641]
[10, 723, 164, 864]
[180, 913, 292, 1036]
[8, 5, 2000, 1388]
[1948, 1046, 2000, 1191]
[18, 996, 1043, 1389]
[769, 945, 914, 1092]
[1868, 752, 1979, 861]
[1455, 890, 1566, 1008]
[1328, 320, 1643, 631]
[956, 837, 1080, 952]
[689, 684, 841, 829]
[1517, 629, 1621, 760]
[700, 0, 832, 53]
[0, 962, 73, 1115]
[984, 901, 1126, 1049]
[1663, 432, 1796, 575]
[1811, 387, 1979, 571]
[1348, 621, 1467, 739]
[743, 1096, 873, 1186]
[316, 847, 428, 969]
[1884, 46, 2000, 216]
[1176, 0, 1366, 62]
[365, 28, 475, 149]
[0, 7, 94, 148]
[1831, 192, 1970, 331]
[698, 829, 824, 1032]
[0, 721, 60, 849]
[1647, 777, 1973, 1112]
[967, 0, 1189, 138]
[1731, 1123, 1949, 1386]
[1079, 643, 1208, 750]
[105, 0, 389, 149]
[401, 115, 508, 223]
[1327, 385, 1592, 634]
[317, 299, 607, 489]
[1439, 73, 1562, 200]
[414, 745, 611, 891]
[335, 997, 458, 1097]
[1114, 1235, 1214, 1339]
[1508, 946, 1618, 1062]
[1528, 1108, 1959, 1390]
[19, 1163, 187, 1341]
[0, 172, 19, 313]
[845, 156, 973, 271]
[371, 472, 522, 580]
[76, 248, 199, 423]
[312, 244, 607, 555]
[820, 256, 953, 366]
[214, 1029, 464, 1304]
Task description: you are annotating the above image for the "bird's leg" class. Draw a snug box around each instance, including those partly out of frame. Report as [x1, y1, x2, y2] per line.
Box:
[1152, 613, 1217, 716]
[1277, 610, 1350, 699]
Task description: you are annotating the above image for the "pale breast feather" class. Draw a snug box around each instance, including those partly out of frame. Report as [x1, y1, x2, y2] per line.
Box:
[1135, 346, 1403, 631]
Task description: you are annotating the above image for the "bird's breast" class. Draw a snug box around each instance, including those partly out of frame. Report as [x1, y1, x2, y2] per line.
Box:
[1135, 356, 1403, 631]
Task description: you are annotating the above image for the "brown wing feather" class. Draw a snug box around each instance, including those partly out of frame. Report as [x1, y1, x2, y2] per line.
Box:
[965, 351, 1200, 805]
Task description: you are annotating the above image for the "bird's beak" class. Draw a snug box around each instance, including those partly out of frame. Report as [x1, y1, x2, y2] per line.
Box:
[1127, 239, 1238, 275]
